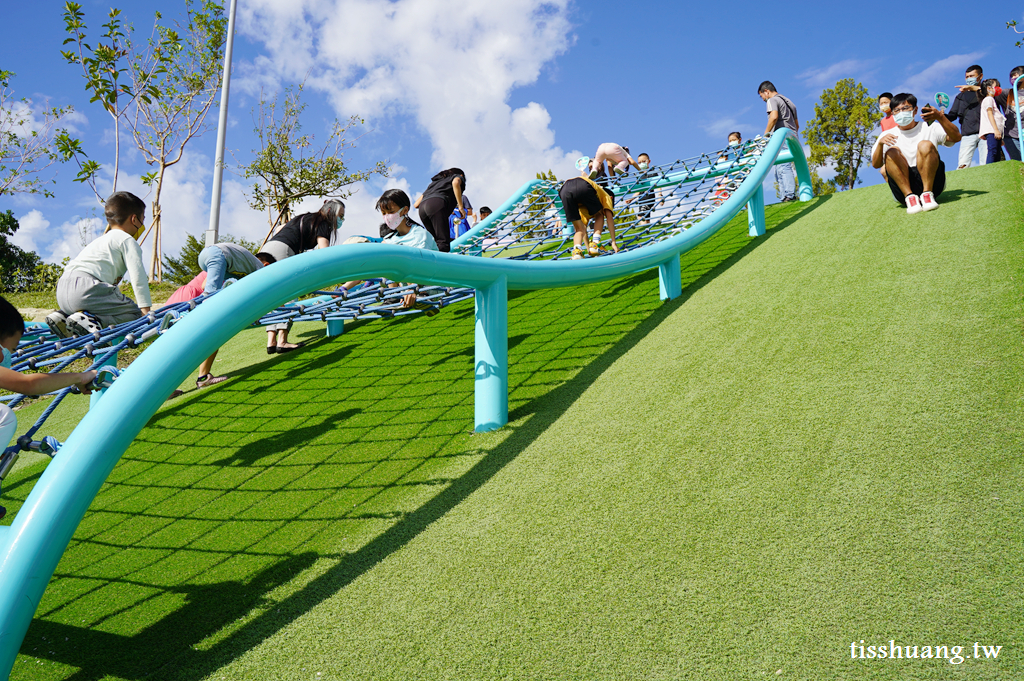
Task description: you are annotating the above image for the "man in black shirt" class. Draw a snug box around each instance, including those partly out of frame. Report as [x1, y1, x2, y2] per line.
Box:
[946, 64, 984, 168]
[957, 65, 1024, 161]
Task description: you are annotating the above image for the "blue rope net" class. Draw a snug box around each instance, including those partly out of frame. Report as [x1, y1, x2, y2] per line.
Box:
[0, 136, 769, 514]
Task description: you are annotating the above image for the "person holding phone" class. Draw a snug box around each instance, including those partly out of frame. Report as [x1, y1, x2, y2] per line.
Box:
[870, 93, 960, 214]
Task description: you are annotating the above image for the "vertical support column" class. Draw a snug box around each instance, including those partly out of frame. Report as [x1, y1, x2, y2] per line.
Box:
[658, 253, 682, 301]
[747, 184, 766, 237]
[326, 319, 345, 337]
[474, 276, 508, 432]
[89, 349, 118, 410]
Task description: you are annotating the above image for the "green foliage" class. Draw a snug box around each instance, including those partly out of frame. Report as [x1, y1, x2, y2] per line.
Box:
[31, 260, 67, 292]
[809, 168, 837, 196]
[1009, 19, 1023, 47]
[240, 84, 389, 227]
[124, 0, 227, 280]
[0, 70, 81, 197]
[0, 210, 41, 292]
[162, 232, 259, 285]
[802, 78, 879, 192]
[61, 2, 174, 201]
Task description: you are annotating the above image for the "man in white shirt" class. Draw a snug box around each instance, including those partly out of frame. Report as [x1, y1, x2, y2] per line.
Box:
[870, 93, 961, 214]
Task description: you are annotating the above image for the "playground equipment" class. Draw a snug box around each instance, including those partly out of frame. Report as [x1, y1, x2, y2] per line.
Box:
[0, 129, 811, 675]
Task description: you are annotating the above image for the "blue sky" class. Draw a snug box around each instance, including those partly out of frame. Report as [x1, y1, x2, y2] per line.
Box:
[2, 0, 1023, 266]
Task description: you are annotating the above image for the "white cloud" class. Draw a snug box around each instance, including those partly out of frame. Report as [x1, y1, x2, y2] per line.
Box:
[703, 113, 756, 140]
[797, 59, 876, 88]
[9, 209, 49, 253]
[892, 52, 987, 97]
[235, 0, 581, 210]
[12, 209, 104, 264]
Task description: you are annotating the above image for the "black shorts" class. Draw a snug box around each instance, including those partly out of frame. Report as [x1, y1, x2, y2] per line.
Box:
[888, 160, 945, 206]
[559, 178, 602, 222]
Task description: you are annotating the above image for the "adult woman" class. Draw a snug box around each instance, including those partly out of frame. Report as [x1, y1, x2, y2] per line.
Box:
[416, 168, 466, 252]
[261, 199, 345, 353]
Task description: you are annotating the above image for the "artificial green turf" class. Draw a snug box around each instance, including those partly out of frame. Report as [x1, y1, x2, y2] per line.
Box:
[5, 163, 1024, 679]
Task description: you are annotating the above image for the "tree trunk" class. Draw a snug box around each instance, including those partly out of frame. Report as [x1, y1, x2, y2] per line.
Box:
[149, 163, 168, 282]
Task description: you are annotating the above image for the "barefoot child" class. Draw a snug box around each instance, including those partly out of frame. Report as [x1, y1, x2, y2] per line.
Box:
[2, 296, 96, 451]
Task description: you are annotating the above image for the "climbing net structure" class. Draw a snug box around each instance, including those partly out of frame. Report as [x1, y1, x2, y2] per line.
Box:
[456, 136, 769, 260]
[0, 136, 770, 517]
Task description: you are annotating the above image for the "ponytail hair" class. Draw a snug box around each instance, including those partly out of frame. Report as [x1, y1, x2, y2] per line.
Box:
[431, 167, 467, 189]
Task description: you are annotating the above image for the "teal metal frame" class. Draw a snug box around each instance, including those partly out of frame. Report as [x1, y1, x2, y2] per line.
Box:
[0, 129, 810, 675]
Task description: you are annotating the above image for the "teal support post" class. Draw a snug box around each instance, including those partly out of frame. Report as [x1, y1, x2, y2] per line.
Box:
[89, 349, 118, 409]
[474, 276, 508, 432]
[326, 319, 344, 337]
[747, 184, 766, 237]
[658, 253, 682, 301]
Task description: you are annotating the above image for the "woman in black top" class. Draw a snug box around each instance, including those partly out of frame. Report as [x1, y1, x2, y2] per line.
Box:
[261, 199, 345, 353]
[416, 168, 466, 252]
[263, 199, 345, 260]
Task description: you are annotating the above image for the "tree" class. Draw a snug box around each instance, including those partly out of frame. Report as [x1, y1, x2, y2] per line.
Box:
[126, 0, 227, 281]
[802, 78, 879, 191]
[521, 169, 558, 234]
[240, 84, 389, 243]
[162, 231, 258, 286]
[809, 168, 836, 196]
[60, 2, 170, 202]
[0, 210, 42, 293]
[0, 70, 80, 197]
[1009, 19, 1023, 48]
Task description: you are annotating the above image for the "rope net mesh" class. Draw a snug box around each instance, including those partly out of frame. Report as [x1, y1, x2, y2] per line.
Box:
[1, 137, 769, 462]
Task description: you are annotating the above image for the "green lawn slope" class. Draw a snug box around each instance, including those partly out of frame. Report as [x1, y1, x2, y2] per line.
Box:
[4, 161, 1024, 680]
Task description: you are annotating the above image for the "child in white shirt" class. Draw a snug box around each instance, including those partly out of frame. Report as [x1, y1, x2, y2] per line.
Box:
[979, 79, 1005, 164]
[47, 192, 152, 338]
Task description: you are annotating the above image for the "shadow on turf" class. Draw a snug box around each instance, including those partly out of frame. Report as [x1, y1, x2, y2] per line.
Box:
[12, 199, 827, 680]
[934, 188, 986, 204]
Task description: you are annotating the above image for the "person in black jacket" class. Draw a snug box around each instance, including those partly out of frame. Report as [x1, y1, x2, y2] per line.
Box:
[947, 64, 985, 168]
[957, 65, 1024, 161]
[261, 199, 345, 353]
[416, 168, 466, 252]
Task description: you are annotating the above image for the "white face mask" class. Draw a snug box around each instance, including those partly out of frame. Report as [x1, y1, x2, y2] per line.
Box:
[1, 346, 12, 369]
[638, 161, 649, 171]
[728, 140, 740, 147]
[383, 210, 406, 230]
[893, 111, 915, 127]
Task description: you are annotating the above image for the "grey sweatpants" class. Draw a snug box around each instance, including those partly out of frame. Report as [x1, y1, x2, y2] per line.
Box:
[56, 272, 143, 328]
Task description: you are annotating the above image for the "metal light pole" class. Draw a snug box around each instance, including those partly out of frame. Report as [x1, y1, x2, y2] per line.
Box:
[206, 0, 239, 247]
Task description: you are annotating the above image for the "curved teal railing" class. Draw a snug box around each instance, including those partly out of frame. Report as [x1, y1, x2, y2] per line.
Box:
[0, 128, 811, 675]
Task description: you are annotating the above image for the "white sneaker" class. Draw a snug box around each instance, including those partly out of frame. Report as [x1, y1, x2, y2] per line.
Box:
[920, 191, 939, 211]
[45, 310, 68, 339]
[905, 194, 923, 215]
[66, 311, 103, 338]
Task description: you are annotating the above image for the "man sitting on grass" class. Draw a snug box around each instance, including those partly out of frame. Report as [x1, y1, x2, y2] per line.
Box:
[870, 93, 960, 214]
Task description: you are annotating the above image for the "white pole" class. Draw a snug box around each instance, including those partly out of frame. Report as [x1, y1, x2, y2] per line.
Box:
[206, 0, 239, 248]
